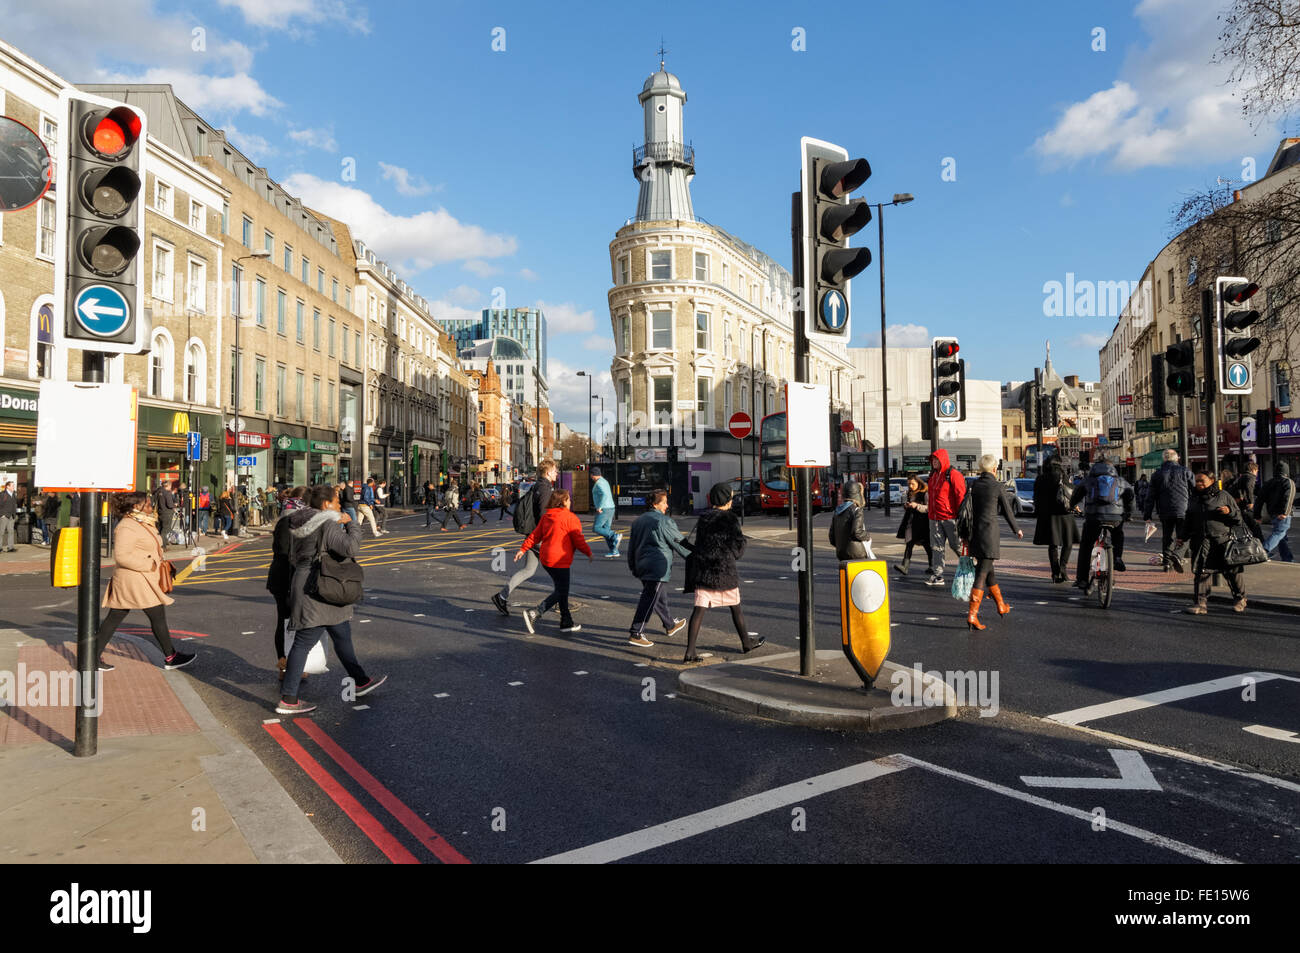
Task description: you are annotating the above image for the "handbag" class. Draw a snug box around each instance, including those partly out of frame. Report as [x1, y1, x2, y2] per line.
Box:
[951, 547, 975, 601]
[305, 522, 365, 606]
[158, 559, 176, 593]
[1223, 524, 1268, 567]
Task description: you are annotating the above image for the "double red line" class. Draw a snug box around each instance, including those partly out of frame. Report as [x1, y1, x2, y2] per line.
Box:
[264, 719, 470, 865]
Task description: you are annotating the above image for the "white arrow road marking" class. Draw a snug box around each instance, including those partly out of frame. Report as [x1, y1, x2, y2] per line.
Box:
[1244, 725, 1300, 743]
[1021, 749, 1161, 790]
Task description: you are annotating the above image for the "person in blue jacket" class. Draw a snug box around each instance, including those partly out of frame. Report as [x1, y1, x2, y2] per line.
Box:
[625, 488, 689, 648]
[589, 467, 622, 557]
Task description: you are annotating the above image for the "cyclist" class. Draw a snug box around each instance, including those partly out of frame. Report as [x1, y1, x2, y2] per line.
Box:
[1070, 455, 1134, 592]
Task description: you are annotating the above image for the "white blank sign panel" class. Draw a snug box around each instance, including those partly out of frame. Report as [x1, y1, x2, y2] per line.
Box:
[35, 381, 139, 491]
[786, 383, 831, 467]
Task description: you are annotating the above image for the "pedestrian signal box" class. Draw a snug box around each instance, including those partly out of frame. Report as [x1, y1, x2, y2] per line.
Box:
[838, 559, 891, 684]
[52, 527, 81, 588]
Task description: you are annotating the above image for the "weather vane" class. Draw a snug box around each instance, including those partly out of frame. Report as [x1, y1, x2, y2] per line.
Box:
[658, 38, 668, 70]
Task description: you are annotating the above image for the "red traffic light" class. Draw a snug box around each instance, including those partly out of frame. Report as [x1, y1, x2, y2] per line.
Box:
[1221, 281, 1260, 305]
[935, 342, 959, 358]
[84, 106, 142, 158]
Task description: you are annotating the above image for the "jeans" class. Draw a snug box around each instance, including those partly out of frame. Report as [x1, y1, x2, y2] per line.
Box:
[439, 505, 465, 528]
[1263, 516, 1293, 561]
[374, 506, 388, 531]
[593, 508, 617, 551]
[537, 565, 573, 628]
[95, 604, 175, 662]
[198, 510, 210, 534]
[343, 506, 358, 523]
[281, 621, 368, 702]
[927, 519, 961, 578]
[630, 580, 674, 637]
[425, 503, 437, 527]
[502, 549, 539, 599]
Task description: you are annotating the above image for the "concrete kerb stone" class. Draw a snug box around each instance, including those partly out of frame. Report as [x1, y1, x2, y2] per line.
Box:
[677, 649, 955, 732]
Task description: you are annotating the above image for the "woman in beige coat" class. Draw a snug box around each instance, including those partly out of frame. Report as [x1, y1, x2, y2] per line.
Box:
[94, 492, 195, 672]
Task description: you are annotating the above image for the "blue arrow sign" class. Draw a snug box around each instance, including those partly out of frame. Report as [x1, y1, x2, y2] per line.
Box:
[819, 290, 848, 331]
[1227, 362, 1250, 389]
[72, 285, 131, 337]
[938, 398, 957, 418]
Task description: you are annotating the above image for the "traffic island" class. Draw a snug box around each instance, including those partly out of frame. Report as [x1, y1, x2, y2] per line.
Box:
[677, 649, 955, 731]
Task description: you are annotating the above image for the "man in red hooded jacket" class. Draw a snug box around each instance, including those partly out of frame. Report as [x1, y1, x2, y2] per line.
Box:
[924, 448, 968, 586]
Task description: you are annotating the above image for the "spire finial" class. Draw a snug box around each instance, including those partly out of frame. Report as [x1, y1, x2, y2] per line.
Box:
[658, 38, 668, 70]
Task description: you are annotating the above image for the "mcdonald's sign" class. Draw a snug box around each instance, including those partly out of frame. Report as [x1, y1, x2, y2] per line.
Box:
[171, 412, 191, 434]
[37, 304, 54, 344]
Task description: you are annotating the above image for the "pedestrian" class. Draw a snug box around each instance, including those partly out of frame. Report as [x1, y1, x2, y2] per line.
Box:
[44, 491, 62, 537]
[197, 485, 211, 536]
[923, 449, 968, 587]
[681, 483, 764, 663]
[516, 488, 592, 634]
[374, 480, 390, 533]
[1253, 461, 1295, 562]
[626, 488, 690, 648]
[960, 454, 1022, 630]
[266, 486, 308, 680]
[1033, 452, 1079, 583]
[830, 481, 874, 560]
[29, 491, 47, 546]
[498, 481, 514, 521]
[492, 463, 555, 614]
[1134, 474, 1150, 516]
[1180, 469, 1247, 614]
[1142, 449, 1195, 572]
[357, 478, 381, 537]
[423, 480, 439, 528]
[1070, 455, 1134, 590]
[155, 480, 177, 544]
[1228, 461, 1263, 540]
[277, 483, 387, 715]
[589, 467, 622, 557]
[894, 475, 932, 575]
[93, 492, 195, 672]
[439, 478, 466, 531]
[217, 488, 235, 540]
[0, 481, 17, 552]
[466, 481, 489, 524]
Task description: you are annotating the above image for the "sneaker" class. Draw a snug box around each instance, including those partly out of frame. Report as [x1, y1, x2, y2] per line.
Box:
[924, 575, 944, 587]
[628, 635, 654, 647]
[354, 674, 388, 697]
[604, 551, 621, 558]
[665, 618, 686, 638]
[96, 660, 115, 672]
[523, 609, 538, 634]
[276, 699, 317, 716]
[492, 592, 510, 616]
[561, 624, 582, 633]
[164, 651, 196, 670]
[1185, 603, 1208, 615]
[1233, 598, 1247, 613]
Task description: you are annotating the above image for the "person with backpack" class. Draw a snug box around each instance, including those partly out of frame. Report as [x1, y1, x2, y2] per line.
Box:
[959, 455, 1022, 630]
[1070, 455, 1134, 592]
[1143, 449, 1195, 572]
[197, 486, 212, 536]
[626, 488, 691, 648]
[492, 462, 555, 614]
[1033, 452, 1079, 583]
[278, 483, 387, 715]
[924, 449, 968, 587]
[1253, 461, 1295, 562]
[438, 479, 467, 531]
[516, 488, 593, 634]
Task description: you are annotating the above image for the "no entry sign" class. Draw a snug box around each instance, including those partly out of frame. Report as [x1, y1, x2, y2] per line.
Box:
[728, 411, 752, 439]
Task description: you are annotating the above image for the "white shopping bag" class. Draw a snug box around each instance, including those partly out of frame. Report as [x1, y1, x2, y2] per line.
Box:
[284, 621, 329, 675]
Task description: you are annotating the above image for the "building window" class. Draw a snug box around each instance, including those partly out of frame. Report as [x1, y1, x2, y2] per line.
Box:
[618, 256, 630, 285]
[264, 230, 274, 255]
[149, 330, 173, 399]
[695, 252, 709, 282]
[695, 311, 710, 350]
[355, 331, 361, 366]
[317, 268, 325, 294]
[329, 317, 336, 356]
[34, 303, 55, 379]
[184, 342, 205, 403]
[346, 286, 352, 310]
[331, 278, 338, 303]
[1167, 269, 1176, 302]
[152, 241, 173, 301]
[36, 197, 56, 260]
[230, 347, 238, 407]
[696, 376, 712, 422]
[313, 376, 320, 423]
[619, 314, 630, 354]
[276, 364, 286, 417]
[255, 358, 266, 412]
[313, 309, 321, 349]
[328, 382, 335, 426]
[296, 300, 305, 343]
[221, 202, 228, 234]
[187, 257, 206, 312]
[342, 325, 350, 364]
[653, 376, 673, 420]
[650, 309, 672, 349]
[284, 243, 293, 272]
[277, 289, 287, 334]
[241, 215, 252, 248]
[650, 250, 672, 281]
[301, 256, 309, 283]
[1275, 361, 1292, 409]
[296, 371, 305, 421]
[255, 278, 266, 326]
[155, 180, 173, 215]
[189, 200, 205, 232]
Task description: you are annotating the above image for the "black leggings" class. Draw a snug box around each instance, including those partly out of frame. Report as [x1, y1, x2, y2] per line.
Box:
[272, 589, 291, 658]
[685, 603, 751, 657]
[972, 559, 997, 590]
[903, 537, 933, 563]
[95, 604, 175, 662]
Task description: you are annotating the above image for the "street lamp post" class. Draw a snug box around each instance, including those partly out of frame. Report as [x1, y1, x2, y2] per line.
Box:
[577, 370, 593, 474]
[872, 193, 914, 521]
[593, 395, 604, 460]
[232, 249, 270, 529]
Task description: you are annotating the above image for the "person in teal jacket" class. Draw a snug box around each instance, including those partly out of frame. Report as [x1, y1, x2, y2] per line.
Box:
[625, 488, 690, 647]
[589, 467, 622, 557]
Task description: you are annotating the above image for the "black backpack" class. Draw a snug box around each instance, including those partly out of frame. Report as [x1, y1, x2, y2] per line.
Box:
[512, 483, 540, 536]
[956, 486, 974, 540]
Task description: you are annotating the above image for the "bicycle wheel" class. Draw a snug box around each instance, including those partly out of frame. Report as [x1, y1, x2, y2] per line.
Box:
[1098, 544, 1114, 609]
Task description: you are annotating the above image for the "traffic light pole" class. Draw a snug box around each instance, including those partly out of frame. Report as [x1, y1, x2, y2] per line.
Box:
[1201, 288, 1220, 478]
[75, 352, 105, 758]
[792, 190, 815, 677]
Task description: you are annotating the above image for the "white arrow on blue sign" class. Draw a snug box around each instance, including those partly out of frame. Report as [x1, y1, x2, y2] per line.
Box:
[1227, 362, 1250, 388]
[938, 398, 958, 418]
[819, 290, 849, 331]
[73, 285, 131, 337]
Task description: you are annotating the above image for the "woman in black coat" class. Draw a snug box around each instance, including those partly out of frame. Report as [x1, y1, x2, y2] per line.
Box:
[1033, 455, 1079, 583]
[1181, 469, 1246, 615]
[960, 455, 1022, 630]
[683, 483, 765, 663]
[894, 474, 932, 575]
[266, 486, 307, 679]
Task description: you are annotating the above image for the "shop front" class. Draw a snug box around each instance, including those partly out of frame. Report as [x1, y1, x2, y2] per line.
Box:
[0, 383, 40, 540]
[309, 433, 340, 486]
[338, 377, 361, 484]
[225, 425, 273, 491]
[272, 426, 309, 487]
[136, 405, 224, 498]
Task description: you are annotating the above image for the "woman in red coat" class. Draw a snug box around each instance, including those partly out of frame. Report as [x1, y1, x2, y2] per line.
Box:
[514, 489, 592, 634]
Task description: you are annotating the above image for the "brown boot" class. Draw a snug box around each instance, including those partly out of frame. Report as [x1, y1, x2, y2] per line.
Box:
[967, 589, 986, 630]
[987, 584, 1011, 617]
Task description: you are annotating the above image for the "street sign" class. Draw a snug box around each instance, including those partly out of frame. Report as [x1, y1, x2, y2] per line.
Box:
[786, 383, 831, 466]
[904, 455, 929, 468]
[186, 430, 201, 459]
[938, 397, 958, 419]
[727, 411, 753, 440]
[1117, 394, 1133, 405]
[1136, 418, 1166, 433]
[1226, 361, 1250, 390]
[1108, 427, 1124, 442]
[236, 456, 256, 467]
[840, 418, 855, 434]
[819, 289, 849, 331]
[846, 452, 871, 470]
[201, 437, 211, 462]
[72, 284, 131, 337]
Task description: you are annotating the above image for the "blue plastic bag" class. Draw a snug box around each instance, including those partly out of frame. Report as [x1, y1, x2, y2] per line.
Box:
[951, 555, 975, 601]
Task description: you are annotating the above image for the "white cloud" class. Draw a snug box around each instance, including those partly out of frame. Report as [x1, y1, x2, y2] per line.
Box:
[1033, 0, 1252, 170]
[217, 0, 371, 33]
[538, 301, 596, 334]
[224, 124, 276, 158]
[1070, 333, 1110, 349]
[1060, 192, 1076, 207]
[97, 68, 282, 118]
[862, 323, 930, 347]
[379, 162, 432, 196]
[447, 285, 482, 306]
[425, 299, 481, 323]
[518, 268, 539, 281]
[289, 126, 339, 152]
[462, 260, 502, 278]
[583, 335, 615, 351]
[282, 173, 518, 272]
[548, 358, 613, 432]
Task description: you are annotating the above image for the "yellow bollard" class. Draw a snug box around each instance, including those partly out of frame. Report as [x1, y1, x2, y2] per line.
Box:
[53, 527, 81, 588]
[838, 559, 891, 686]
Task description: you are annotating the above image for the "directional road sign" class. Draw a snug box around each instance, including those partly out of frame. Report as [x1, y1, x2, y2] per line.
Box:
[819, 289, 848, 332]
[937, 396, 958, 420]
[236, 456, 257, 467]
[727, 411, 752, 440]
[1226, 361, 1250, 390]
[72, 285, 130, 337]
[186, 431, 201, 459]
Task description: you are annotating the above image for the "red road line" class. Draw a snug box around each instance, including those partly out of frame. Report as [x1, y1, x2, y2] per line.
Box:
[262, 721, 419, 864]
[120, 626, 210, 638]
[297, 720, 471, 865]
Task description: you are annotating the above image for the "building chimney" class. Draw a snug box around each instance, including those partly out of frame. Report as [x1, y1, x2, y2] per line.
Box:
[1065, 375, 1079, 388]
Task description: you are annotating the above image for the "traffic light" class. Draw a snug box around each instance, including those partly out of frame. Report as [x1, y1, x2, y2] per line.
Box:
[830, 412, 842, 454]
[1039, 391, 1059, 429]
[1150, 353, 1168, 418]
[1024, 383, 1041, 431]
[1217, 277, 1262, 396]
[801, 137, 871, 342]
[932, 338, 964, 422]
[1254, 409, 1274, 448]
[1165, 340, 1196, 396]
[53, 90, 148, 355]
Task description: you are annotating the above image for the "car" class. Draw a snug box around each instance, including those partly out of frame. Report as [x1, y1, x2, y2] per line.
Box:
[868, 481, 884, 507]
[887, 478, 907, 506]
[1007, 478, 1036, 516]
[725, 478, 762, 515]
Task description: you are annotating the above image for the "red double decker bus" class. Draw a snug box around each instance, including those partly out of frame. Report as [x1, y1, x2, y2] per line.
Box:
[758, 412, 833, 512]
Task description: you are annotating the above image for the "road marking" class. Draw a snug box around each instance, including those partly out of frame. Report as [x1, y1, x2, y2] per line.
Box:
[434, 693, 449, 698]
[1036, 601, 1049, 605]
[263, 722, 419, 864]
[530, 757, 907, 864]
[601, 595, 610, 599]
[1243, 725, 1300, 743]
[353, 705, 370, 711]
[892, 755, 1236, 865]
[744, 580, 755, 583]
[360, 619, 371, 623]
[665, 693, 676, 698]
[414, 613, 425, 617]
[508, 681, 524, 687]
[1047, 672, 1300, 726]
[1021, 749, 1161, 791]
[574, 671, 588, 676]
[634, 663, 648, 668]
[296, 720, 470, 865]
[924, 616, 939, 621]
[263, 718, 280, 725]
[242, 630, 255, 635]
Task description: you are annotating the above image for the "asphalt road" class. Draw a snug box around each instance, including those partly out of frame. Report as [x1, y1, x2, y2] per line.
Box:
[3, 509, 1297, 865]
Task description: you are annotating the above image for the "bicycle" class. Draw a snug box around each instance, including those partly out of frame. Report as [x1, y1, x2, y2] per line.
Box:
[1085, 521, 1123, 609]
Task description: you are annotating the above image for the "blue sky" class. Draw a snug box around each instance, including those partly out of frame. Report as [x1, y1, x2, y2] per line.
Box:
[4, 0, 1283, 430]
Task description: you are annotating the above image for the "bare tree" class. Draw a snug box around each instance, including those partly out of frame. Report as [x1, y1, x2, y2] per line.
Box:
[1218, 0, 1300, 125]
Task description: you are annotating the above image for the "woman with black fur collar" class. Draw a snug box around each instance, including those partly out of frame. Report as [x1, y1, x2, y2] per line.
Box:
[681, 483, 765, 664]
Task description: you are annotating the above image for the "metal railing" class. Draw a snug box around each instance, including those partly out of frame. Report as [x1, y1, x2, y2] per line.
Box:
[633, 140, 695, 168]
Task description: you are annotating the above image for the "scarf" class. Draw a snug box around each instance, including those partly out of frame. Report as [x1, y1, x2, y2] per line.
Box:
[130, 509, 159, 529]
